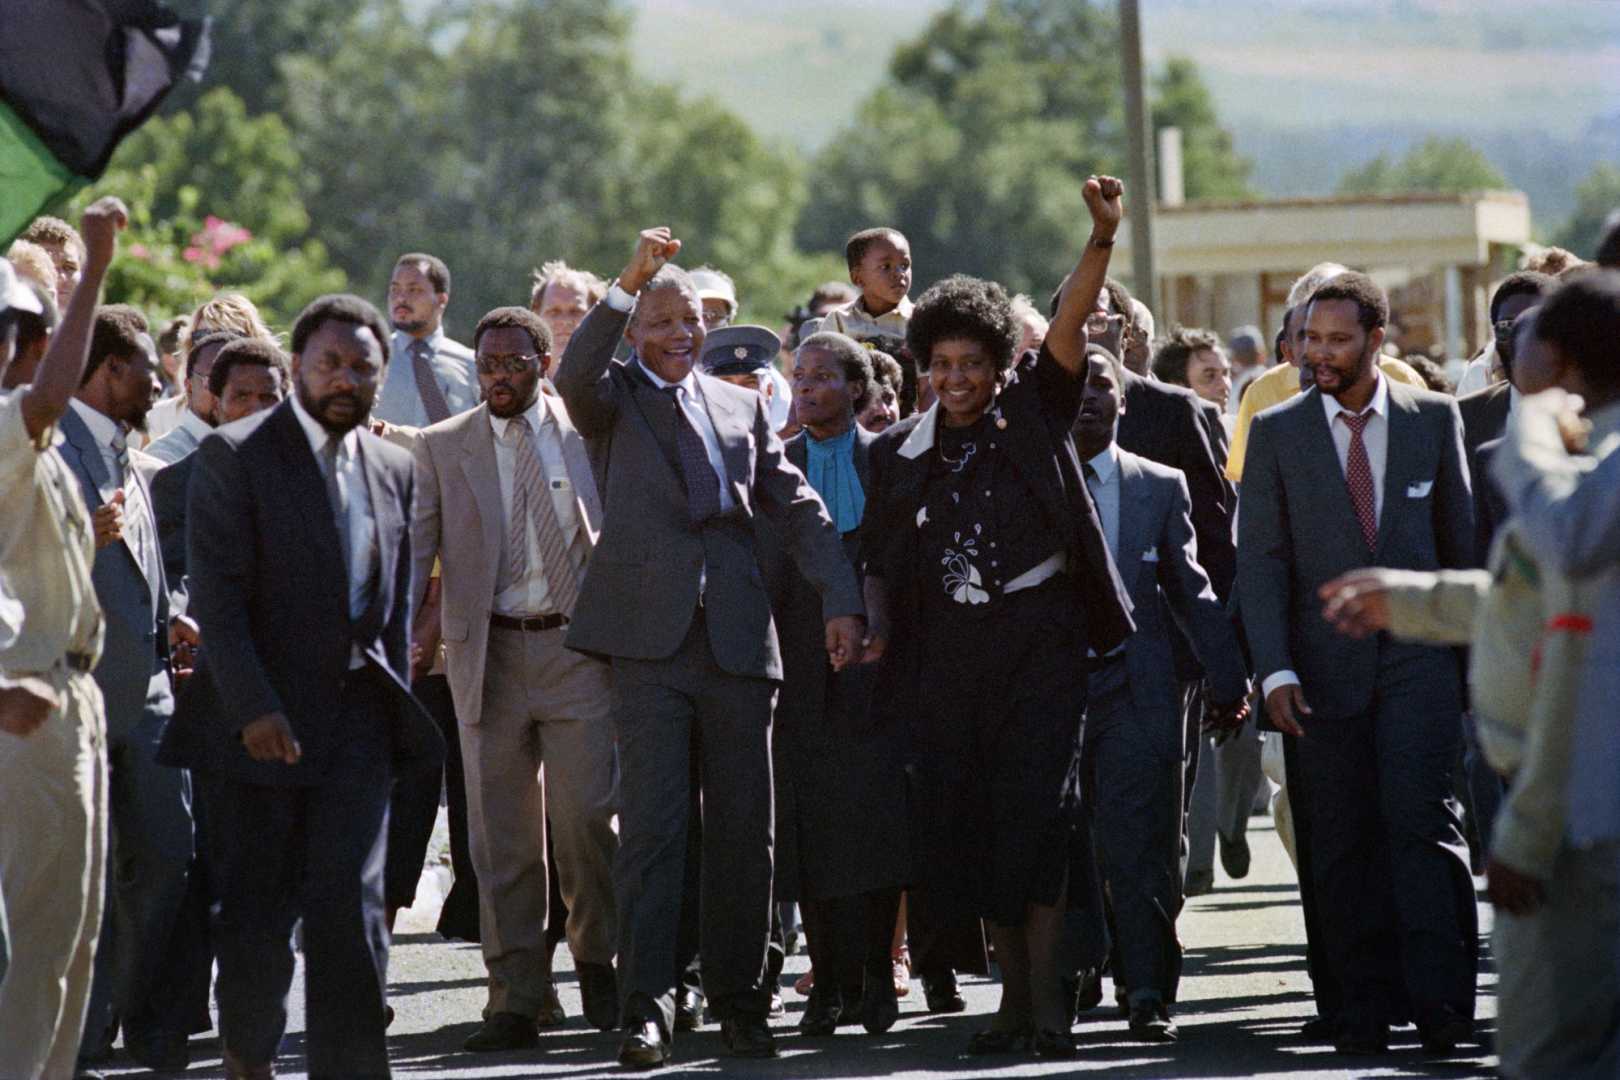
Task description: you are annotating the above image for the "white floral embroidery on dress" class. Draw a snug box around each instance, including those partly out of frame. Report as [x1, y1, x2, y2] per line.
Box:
[940, 526, 989, 605]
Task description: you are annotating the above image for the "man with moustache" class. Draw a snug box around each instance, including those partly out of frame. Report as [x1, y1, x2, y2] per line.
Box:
[554, 228, 864, 1067]
[375, 252, 478, 427]
[161, 295, 441, 1078]
[411, 306, 621, 1049]
[57, 305, 211, 1071]
[1237, 272, 1477, 1055]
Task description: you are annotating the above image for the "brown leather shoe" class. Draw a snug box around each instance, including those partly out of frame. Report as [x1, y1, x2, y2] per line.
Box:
[222, 1046, 275, 1080]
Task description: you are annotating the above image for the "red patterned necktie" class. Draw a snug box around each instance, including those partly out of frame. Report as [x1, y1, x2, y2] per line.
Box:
[1339, 410, 1378, 551]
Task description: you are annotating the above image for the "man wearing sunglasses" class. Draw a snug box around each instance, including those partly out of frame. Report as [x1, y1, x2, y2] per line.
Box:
[408, 306, 622, 1053]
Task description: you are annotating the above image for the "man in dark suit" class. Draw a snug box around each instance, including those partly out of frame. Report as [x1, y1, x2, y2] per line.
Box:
[161, 294, 441, 1079]
[1074, 344, 1251, 1041]
[57, 306, 210, 1071]
[151, 338, 290, 588]
[1238, 272, 1477, 1055]
[553, 228, 865, 1067]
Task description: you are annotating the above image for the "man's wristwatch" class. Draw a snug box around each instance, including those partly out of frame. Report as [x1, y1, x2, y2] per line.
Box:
[1089, 234, 1116, 249]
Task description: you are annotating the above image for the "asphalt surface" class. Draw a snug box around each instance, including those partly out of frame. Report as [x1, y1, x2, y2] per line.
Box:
[101, 815, 1499, 1079]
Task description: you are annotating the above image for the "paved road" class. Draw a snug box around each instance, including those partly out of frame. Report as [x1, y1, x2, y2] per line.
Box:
[103, 816, 1498, 1079]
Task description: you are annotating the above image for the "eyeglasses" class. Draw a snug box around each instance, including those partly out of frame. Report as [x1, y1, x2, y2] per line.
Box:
[475, 354, 543, 376]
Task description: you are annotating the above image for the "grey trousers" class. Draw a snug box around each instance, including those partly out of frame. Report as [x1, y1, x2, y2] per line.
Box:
[1083, 660, 1184, 1004]
[1186, 716, 1265, 879]
[464, 624, 619, 1018]
[1495, 841, 1620, 1079]
[0, 670, 108, 1080]
[82, 684, 207, 1051]
[612, 610, 777, 1039]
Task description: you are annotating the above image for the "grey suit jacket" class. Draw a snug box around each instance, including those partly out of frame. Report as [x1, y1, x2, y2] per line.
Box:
[410, 393, 604, 726]
[1235, 381, 1474, 720]
[553, 302, 861, 680]
[57, 404, 174, 732]
[145, 418, 203, 466]
[1115, 450, 1248, 731]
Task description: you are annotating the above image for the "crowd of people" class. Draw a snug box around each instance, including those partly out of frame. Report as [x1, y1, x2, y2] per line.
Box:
[1, 176, 1618, 1080]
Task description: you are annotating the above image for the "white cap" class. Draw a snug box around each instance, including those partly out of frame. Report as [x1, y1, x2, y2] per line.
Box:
[0, 258, 44, 318]
[690, 268, 738, 314]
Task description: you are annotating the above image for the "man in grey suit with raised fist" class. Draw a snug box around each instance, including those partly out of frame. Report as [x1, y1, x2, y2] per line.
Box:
[554, 227, 865, 1068]
[1237, 272, 1477, 1057]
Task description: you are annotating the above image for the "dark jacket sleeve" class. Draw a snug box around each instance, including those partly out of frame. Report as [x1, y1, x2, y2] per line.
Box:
[1181, 395, 1236, 600]
[152, 458, 189, 591]
[1432, 398, 1476, 572]
[750, 396, 863, 621]
[1233, 410, 1294, 685]
[1157, 469, 1248, 703]
[552, 302, 632, 439]
[186, 434, 281, 732]
[382, 461, 415, 684]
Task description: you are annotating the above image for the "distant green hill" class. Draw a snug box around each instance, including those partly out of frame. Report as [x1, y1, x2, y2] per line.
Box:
[628, 0, 1619, 225]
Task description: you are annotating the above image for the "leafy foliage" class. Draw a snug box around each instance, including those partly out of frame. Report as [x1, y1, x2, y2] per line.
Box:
[1337, 136, 1508, 196]
[1552, 163, 1620, 258]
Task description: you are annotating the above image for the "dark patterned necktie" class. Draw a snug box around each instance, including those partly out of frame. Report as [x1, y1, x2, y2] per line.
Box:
[411, 339, 452, 423]
[1339, 410, 1378, 551]
[661, 385, 723, 525]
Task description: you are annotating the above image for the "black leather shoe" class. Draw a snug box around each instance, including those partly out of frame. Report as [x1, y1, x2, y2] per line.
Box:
[618, 1020, 671, 1069]
[1218, 830, 1251, 879]
[463, 1011, 541, 1052]
[536, 980, 568, 1029]
[1184, 868, 1214, 896]
[673, 987, 705, 1032]
[1034, 1027, 1078, 1058]
[577, 962, 620, 1032]
[922, 970, 966, 1014]
[1418, 1009, 1473, 1054]
[1334, 1015, 1389, 1055]
[966, 1025, 1032, 1055]
[720, 1016, 778, 1058]
[125, 1030, 191, 1071]
[798, 987, 842, 1036]
[861, 966, 899, 1034]
[1299, 1014, 1336, 1042]
[1128, 1000, 1178, 1042]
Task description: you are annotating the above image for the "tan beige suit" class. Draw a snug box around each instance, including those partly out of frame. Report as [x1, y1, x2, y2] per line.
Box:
[410, 387, 618, 1020]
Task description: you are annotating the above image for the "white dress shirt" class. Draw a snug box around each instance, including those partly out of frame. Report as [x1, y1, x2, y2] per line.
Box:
[372, 326, 479, 427]
[490, 395, 584, 617]
[1262, 372, 1391, 701]
[290, 395, 379, 655]
[1084, 444, 1121, 565]
[69, 399, 161, 609]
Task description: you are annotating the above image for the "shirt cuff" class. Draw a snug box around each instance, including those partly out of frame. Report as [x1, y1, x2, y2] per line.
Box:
[603, 283, 636, 313]
[1260, 670, 1300, 699]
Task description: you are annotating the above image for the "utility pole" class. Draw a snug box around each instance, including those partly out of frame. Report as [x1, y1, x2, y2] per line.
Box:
[1119, 0, 1157, 314]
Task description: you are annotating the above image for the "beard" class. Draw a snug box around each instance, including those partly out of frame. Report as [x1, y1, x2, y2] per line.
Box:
[296, 379, 368, 434]
[391, 315, 429, 336]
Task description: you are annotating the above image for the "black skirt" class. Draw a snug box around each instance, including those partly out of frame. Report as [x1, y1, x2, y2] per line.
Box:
[907, 577, 1089, 927]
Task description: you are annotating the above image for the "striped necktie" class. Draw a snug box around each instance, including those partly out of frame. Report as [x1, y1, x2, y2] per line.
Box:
[411, 339, 453, 424]
[501, 416, 579, 617]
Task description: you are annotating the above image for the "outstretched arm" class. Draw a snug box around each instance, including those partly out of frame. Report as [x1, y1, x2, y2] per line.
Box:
[21, 197, 127, 440]
[1044, 176, 1123, 376]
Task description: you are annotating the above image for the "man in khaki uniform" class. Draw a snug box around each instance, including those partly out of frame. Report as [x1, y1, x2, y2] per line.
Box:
[0, 198, 127, 1080]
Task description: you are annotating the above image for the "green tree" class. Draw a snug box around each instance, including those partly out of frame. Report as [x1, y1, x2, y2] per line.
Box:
[1151, 57, 1254, 201]
[1552, 163, 1620, 257]
[799, 0, 1252, 296]
[1337, 136, 1508, 196]
[68, 87, 346, 327]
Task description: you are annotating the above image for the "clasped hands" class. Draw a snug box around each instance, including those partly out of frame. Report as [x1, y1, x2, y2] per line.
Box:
[1201, 684, 1254, 744]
